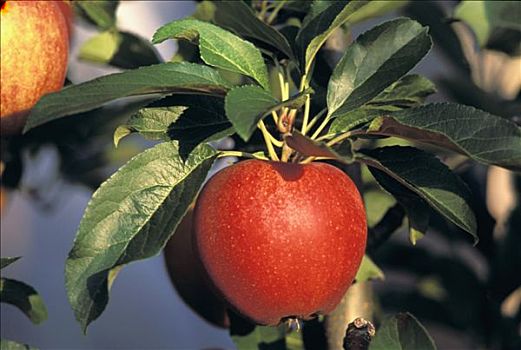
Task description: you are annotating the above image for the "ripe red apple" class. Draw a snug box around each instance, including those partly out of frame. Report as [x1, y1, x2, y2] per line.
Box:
[164, 208, 230, 328]
[56, 0, 74, 39]
[194, 160, 367, 325]
[1, 0, 69, 135]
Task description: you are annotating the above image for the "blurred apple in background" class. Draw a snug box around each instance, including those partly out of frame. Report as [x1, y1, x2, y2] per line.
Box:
[56, 0, 74, 39]
[0, 0, 69, 135]
[164, 208, 230, 329]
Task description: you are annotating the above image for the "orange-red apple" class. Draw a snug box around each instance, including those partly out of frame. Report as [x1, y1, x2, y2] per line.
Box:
[164, 208, 230, 328]
[194, 160, 367, 325]
[1, 0, 69, 135]
[56, 0, 74, 39]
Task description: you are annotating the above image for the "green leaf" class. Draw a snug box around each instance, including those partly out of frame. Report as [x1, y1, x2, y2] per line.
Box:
[454, 1, 521, 49]
[224, 86, 277, 141]
[24, 62, 231, 132]
[80, 30, 161, 69]
[65, 142, 217, 332]
[330, 106, 399, 134]
[295, 1, 369, 73]
[355, 255, 384, 282]
[79, 30, 121, 64]
[212, 1, 294, 58]
[327, 18, 431, 119]
[369, 168, 430, 245]
[0, 339, 37, 350]
[329, 75, 434, 134]
[341, 1, 410, 26]
[119, 95, 233, 157]
[0, 257, 20, 270]
[368, 75, 436, 108]
[162, 95, 234, 157]
[357, 146, 477, 241]
[225, 86, 312, 141]
[405, 1, 470, 74]
[110, 32, 162, 69]
[286, 329, 304, 350]
[0, 278, 48, 325]
[115, 95, 234, 158]
[233, 325, 286, 350]
[366, 103, 521, 171]
[114, 106, 187, 147]
[153, 19, 269, 90]
[75, 0, 119, 30]
[369, 312, 437, 350]
[284, 130, 354, 163]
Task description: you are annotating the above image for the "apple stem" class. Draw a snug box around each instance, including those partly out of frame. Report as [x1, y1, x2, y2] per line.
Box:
[258, 120, 280, 161]
[217, 151, 268, 160]
[285, 318, 302, 333]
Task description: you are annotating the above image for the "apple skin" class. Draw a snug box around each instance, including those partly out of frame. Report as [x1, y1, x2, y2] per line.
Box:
[194, 160, 367, 325]
[56, 0, 74, 39]
[1, 0, 69, 135]
[164, 208, 230, 328]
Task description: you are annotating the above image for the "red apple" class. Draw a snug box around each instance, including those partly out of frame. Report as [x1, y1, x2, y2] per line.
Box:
[164, 208, 230, 328]
[56, 0, 74, 39]
[1, 0, 69, 135]
[194, 160, 367, 325]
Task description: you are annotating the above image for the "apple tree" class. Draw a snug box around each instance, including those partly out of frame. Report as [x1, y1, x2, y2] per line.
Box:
[1, 1, 520, 349]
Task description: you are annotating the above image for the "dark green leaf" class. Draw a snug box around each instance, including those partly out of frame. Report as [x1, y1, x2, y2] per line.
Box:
[357, 146, 477, 241]
[114, 106, 187, 147]
[369, 168, 430, 245]
[225, 85, 277, 141]
[369, 312, 437, 350]
[65, 142, 217, 332]
[327, 18, 431, 118]
[355, 255, 384, 282]
[110, 32, 162, 69]
[340, 1, 409, 26]
[80, 30, 160, 68]
[368, 75, 436, 108]
[0, 278, 47, 324]
[75, 0, 119, 30]
[153, 19, 269, 90]
[164, 95, 234, 157]
[295, 1, 368, 73]
[225, 86, 312, 141]
[24, 62, 231, 132]
[328, 74, 433, 134]
[405, 1, 470, 74]
[233, 325, 286, 350]
[284, 130, 354, 163]
[0, 339, 36, 350]
[0, 257, 20, 270]
[330, 106, 400, 134]
[454, 1, 521, 50]
[115, 95, 234, 157]
[213, 1, 294, 58]
[282, 1, 311, 13]
[367, 103, 521, 171]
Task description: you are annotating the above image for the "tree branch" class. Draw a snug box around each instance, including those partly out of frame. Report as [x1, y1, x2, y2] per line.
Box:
[367, 204, 406, 255]
[343, 318, 376, 350]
